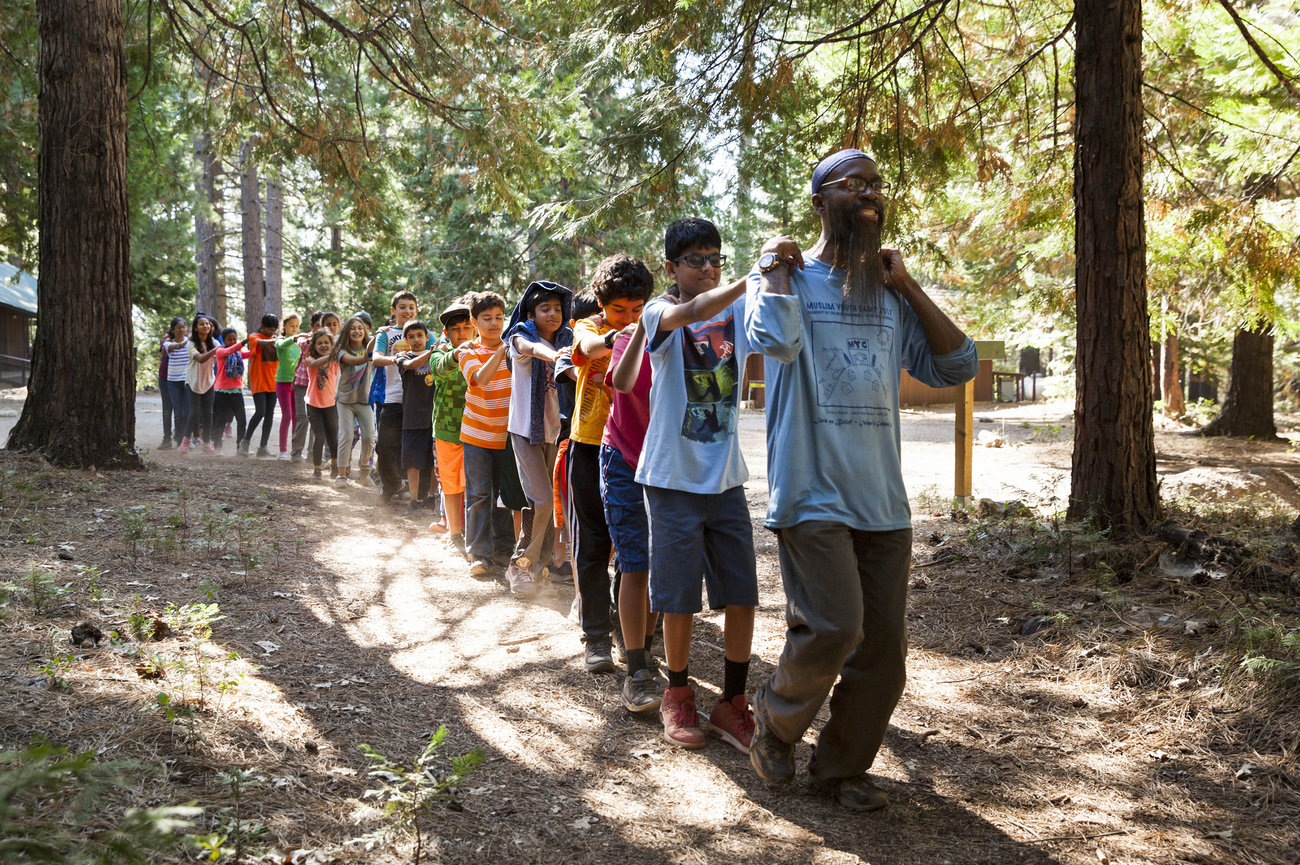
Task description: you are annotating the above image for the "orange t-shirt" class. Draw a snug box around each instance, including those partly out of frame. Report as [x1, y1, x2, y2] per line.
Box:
[246, 333, 278, 394]
[457, 341, 511, 449]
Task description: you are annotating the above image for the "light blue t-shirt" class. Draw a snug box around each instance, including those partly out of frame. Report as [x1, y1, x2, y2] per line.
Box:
[634, 295, 753, 494]
[744, 258, 979, 531]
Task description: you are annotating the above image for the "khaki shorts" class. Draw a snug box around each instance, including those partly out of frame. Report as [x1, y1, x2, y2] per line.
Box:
[435, 439, 465, 494]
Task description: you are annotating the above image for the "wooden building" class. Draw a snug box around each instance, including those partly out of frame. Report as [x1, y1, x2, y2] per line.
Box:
[0, 262, 37, 388]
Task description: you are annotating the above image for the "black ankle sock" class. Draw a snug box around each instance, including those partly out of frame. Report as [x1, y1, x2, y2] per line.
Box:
[627, 648, 648, 674]
[722, 658, 750, 701]
[644, 635, 654, 653]
[667, 666, 689, 689]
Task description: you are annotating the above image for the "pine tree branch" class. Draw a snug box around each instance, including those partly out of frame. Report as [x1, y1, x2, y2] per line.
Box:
[1213, 0, 1300, 105]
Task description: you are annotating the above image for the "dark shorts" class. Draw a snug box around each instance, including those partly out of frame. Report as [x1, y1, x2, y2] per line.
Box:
[600, 445, 649, 573]
[644, 483, 757, 615]
[401, 428, 434, 471]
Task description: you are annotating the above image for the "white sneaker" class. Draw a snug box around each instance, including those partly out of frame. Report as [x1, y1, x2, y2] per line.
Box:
[278, 452, 291, 461]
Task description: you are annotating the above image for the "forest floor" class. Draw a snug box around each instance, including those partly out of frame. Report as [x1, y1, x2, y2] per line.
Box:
[2, 388, 1299, 865]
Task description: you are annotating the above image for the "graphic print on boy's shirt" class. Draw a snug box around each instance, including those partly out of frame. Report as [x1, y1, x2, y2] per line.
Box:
[667, 314, 738, 445]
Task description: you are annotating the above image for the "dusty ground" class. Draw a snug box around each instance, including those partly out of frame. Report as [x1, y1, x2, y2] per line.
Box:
[1, 389, 1298, 865]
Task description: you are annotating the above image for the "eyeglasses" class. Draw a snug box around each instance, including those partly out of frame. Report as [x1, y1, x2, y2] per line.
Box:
[671, 253, 728, 269]
[819, 177, 891, 196]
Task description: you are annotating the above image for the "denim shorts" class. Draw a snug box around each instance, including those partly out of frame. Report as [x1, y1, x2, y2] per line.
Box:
[599, 444, 649, 573]
[644, 483, 757, 614]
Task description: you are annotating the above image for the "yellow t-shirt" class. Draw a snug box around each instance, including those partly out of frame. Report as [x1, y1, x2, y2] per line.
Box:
[570, 316, 614, 445]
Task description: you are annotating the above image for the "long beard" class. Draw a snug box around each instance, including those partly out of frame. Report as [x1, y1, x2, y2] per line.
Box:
[826, 204, 885, 306]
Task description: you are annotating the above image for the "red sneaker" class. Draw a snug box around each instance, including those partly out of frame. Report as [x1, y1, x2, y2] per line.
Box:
[660, 685, 705, 749]
[708, 694, 755, 753]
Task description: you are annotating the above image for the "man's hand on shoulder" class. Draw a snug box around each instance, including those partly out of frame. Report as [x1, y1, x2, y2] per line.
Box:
[881, 248, 920, 294]
[760, 235, 805, 271]
[758, 235, 804, 296]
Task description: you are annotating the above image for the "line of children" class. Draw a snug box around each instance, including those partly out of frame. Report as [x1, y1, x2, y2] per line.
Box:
[154, 221, 761, 761]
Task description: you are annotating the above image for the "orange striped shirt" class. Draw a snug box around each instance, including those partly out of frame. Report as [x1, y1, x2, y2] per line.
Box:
[457, 341, 511, 449]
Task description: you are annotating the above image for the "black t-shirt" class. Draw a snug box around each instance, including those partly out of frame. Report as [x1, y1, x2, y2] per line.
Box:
[395, 351, 435, 430]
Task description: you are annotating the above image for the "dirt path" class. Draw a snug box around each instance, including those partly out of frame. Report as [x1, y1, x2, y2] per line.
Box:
[2, 390, 1298, 865]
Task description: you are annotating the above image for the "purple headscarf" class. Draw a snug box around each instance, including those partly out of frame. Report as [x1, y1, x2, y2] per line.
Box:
[810, 148, 875, 195]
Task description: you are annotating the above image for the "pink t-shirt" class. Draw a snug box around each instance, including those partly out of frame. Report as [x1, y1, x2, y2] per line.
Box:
[305, 359, 339, 408]
[602, 332, 652, 470]
[213, 343, 250, 391]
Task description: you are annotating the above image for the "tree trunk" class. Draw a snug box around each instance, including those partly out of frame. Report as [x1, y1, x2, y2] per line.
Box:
[1068, 0, 1157, 533]
[264, 176, 282, 317]
[1163, 328, 1185, 418]
[194, 132, 225, 325]
[239, 138, 264, 334]
[8, 0, 140, 468]
[1151, 341, 1162, 401]
[1199, 325, 1278, 439]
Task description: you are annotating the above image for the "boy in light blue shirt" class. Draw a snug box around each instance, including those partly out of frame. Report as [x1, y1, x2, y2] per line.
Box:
[637, 217, 799, 752]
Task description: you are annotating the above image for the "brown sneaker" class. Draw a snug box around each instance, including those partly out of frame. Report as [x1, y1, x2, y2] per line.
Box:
[749, 697, 795, 784]
[808, 772, 890, 812]
[659, 685, 705, 749]
[708, 694, 755, 753]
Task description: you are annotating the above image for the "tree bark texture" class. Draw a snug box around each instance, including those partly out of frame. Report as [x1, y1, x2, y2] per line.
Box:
[194, 132, 225, 325]
[8, 0, 141, 468]
[1163, 329, 1185, 418]
[240, 138, 264, 334]
[264, 177, 282, 318]
[1199, 325, 1278, 439]
[1068, 0, 1157, 533]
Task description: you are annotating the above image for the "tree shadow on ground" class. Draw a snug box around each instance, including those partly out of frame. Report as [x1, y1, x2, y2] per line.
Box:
[3, 438, 1291, 865]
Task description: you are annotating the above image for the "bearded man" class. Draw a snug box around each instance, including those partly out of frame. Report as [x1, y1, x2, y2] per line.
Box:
[743, 149, 979, 810]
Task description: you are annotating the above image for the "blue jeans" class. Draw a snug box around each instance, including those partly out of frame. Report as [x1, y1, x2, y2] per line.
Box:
[463, 442, 515, 561]
[162, 380, 189, 441]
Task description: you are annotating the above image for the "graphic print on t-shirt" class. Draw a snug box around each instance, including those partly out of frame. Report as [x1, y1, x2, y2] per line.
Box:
[679, 315, 738, 444]
[809, 301, 893, 412]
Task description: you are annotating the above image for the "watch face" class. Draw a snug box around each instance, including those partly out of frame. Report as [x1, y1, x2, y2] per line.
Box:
[759, 252, 777, 270]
